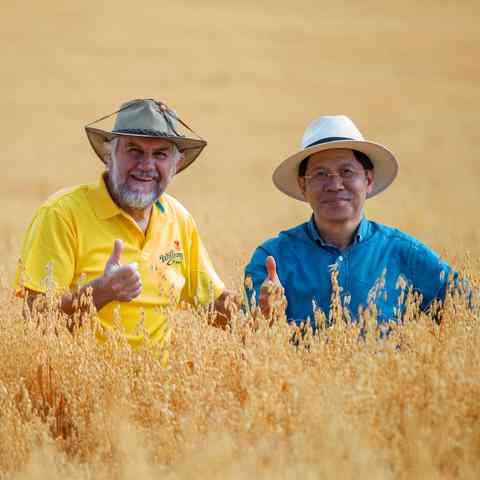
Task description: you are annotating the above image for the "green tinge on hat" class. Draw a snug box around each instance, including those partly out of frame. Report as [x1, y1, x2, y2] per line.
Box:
[85, 98, 207, 173]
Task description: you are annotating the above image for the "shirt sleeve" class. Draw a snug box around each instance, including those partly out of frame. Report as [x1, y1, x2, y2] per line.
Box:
[406, 239, 455, 310]
[14, 205, 76, 294]
[180, 216, 225, 306]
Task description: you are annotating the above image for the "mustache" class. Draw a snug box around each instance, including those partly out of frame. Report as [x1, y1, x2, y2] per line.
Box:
[130, 170, 160, 180]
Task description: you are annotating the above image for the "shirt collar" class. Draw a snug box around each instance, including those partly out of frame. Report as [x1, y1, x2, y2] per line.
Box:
[88, 173, 167, 220]
[307, 215, 325, 245]
[307, 215, 369, 247]
[88, 173, 122, 220]
[355, 216, 369, 243]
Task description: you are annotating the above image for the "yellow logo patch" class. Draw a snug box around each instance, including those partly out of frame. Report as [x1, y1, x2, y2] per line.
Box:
[159, 242, 184, 265]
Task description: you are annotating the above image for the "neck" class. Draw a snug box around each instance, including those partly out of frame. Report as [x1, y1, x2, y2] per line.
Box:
[313, 215, 362, 251]
[105, 174, 153, 233]
[124, 205, 152, 233]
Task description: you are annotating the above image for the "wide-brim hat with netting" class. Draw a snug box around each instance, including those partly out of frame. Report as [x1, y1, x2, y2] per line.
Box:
[273, 115, 399, 200]
[85, 98, 207, 174]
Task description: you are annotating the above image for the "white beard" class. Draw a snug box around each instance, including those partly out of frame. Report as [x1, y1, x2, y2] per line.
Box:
[108, 158, 162, 211]
[113, 182, 159, 210]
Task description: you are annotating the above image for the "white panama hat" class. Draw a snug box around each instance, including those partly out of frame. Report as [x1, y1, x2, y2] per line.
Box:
[272, 115, 399, 201]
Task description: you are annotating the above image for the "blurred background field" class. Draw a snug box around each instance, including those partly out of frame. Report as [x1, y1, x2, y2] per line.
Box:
[1, 0, 479, 284]
[1, 0, 479, 478]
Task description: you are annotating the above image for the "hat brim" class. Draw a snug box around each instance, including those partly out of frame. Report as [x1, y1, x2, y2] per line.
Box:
[272, 140, 398, 201]
[85, 127, 207, 174]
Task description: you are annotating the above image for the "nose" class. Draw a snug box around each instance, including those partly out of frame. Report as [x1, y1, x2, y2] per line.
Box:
[324, 173, 345, 191]
[137, 152, 157, 171]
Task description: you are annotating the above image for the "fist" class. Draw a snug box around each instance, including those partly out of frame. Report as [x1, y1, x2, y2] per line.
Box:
[259, 256, 285, 318]
[102, 239, 142, 302]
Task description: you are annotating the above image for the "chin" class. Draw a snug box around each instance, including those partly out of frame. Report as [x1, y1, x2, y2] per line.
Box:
[324, 215, 353, 223]
[318, 205, 352, 218]
[121, 191, 158, 210]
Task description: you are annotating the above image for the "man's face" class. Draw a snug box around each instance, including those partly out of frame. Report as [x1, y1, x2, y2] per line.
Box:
[297, 148, 373, 225]
[107, 136, 180, 211]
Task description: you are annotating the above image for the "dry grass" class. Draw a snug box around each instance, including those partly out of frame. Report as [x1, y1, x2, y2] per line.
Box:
[0, 262, 479, 479]
[1, 0, 480, 478]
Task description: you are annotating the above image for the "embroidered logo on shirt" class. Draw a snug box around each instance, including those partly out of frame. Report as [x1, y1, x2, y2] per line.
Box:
[159, 242, 184, 265]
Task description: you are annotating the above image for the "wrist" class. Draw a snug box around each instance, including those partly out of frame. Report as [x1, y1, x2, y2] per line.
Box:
[89, 275, 112, 310]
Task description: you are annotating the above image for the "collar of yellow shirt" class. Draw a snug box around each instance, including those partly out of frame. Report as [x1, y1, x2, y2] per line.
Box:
[87, 173, 171, 223]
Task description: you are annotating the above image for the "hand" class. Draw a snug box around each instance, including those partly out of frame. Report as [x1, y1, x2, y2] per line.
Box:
[212, 290, 241, 329]
[100, 239, 142, 303]
[259, 256, 285, 318]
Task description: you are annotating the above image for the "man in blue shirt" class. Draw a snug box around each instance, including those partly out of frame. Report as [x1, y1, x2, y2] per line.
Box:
[245, 115, 453, 326]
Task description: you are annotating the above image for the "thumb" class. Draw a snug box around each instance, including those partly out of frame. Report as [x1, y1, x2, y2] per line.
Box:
[265, 256, 278, 282]
[107, 239, 123, 270]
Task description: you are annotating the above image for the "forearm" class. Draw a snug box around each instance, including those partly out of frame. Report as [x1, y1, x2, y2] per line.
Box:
[24, 276, 113, 319]
[60, 276, 113, 315]
[23, 240, 141, 323]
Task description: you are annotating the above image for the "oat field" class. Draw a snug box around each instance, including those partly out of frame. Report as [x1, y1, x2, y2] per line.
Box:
[1, 1, 479, 478]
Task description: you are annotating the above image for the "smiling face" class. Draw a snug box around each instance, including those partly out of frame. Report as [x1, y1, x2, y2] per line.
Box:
[297, 148, 374, 228]
[106, 136, 180, 214]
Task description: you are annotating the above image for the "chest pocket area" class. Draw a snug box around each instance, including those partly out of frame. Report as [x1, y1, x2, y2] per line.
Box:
[349, 275, 399, 324]
[144, 248, 186, 301]
[370, 290, 397, 324]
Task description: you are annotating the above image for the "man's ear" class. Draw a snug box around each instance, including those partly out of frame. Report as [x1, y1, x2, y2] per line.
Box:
[104, 152, 112, 168]
[174, 152, 185, 174]
[365, 169, 374, 195]
[103, 139, 116, 168]
[297, 175, 307, 197]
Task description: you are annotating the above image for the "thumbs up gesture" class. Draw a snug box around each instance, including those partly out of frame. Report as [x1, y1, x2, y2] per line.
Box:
[101, 239, 142, 303]
[259, 256, 286, 318]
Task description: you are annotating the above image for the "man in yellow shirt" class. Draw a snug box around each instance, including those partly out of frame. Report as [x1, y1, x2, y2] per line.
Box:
[15, 98, 229, 349]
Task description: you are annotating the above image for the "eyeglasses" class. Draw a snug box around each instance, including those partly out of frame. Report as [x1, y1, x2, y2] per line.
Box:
[303, 167, 366, 187]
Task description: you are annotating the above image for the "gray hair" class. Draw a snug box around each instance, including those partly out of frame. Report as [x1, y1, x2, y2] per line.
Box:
[103, 137, 119, 162]
[170, 142, 182, 162]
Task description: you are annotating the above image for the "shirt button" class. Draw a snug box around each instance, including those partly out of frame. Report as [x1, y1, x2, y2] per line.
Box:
[338, 256, 343, 262]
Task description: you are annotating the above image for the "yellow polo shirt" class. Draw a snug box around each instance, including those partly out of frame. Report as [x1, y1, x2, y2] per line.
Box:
[14, 174, 225, 349]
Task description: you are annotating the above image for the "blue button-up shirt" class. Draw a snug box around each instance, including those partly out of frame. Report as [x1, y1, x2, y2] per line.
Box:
[244, 217, 453, 326]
